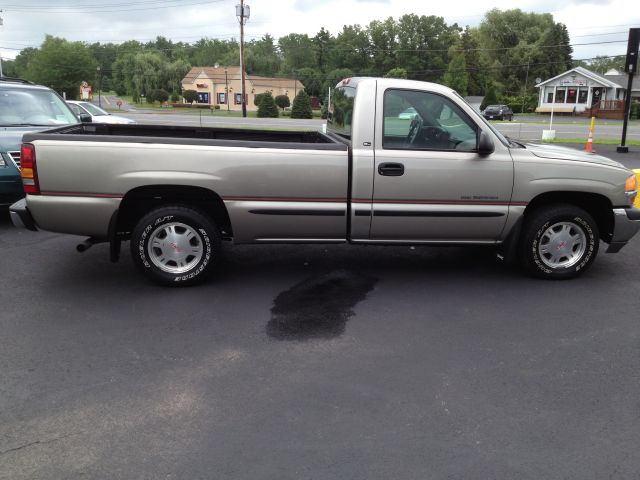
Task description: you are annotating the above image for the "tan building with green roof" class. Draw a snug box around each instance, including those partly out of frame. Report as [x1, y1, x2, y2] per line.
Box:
[181, 66, 304, 111]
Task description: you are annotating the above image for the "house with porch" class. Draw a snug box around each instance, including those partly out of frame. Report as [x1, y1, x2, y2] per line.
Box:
[181, 66, 304, 112]
[534, 66, 639, 119]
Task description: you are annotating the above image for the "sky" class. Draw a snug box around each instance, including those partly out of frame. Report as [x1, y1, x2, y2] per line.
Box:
[0, 0, 639, 63]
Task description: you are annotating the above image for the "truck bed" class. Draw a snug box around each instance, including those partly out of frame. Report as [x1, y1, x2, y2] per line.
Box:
[23, 123, 345, 150]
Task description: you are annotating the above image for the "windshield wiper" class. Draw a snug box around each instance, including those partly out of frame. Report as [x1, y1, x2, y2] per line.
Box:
[504, 135, 525, 148]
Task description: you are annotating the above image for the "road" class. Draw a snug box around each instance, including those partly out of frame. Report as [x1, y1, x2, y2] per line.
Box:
[1, 150, 640, 478]
[120, 109, 640, 142]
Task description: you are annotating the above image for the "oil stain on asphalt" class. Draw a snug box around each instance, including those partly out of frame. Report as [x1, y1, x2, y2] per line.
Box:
[267, 270, 377, 341]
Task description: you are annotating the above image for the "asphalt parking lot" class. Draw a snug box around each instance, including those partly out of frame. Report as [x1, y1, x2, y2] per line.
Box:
[2, 148, 640, 479]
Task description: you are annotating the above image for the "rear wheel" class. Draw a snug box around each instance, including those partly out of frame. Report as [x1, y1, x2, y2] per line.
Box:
[130, 205, 221, 286]
[520, 204, 599, 279]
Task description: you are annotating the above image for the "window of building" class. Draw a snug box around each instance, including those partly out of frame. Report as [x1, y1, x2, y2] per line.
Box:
[234, 93, 248, 105]
[545, 87, 554, 103]
[555, 88, 566, 103]
[567, 88, 577, 103]
[382, 89, 477, 151]
[578, 88, 588, 104]
[217, 92, 226, 104]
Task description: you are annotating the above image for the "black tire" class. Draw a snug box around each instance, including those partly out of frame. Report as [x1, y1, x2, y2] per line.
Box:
[130, 205, 221, 286]
[520, 204, 599, 279]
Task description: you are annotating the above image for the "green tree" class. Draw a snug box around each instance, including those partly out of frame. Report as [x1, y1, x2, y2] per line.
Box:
[368, 17, 398, 74]
[478, 9, 573, 95]
[278, 33, 315, 73]
[275, 95, 290, 111]
[585, 55, 626, 74]
[21, 35, 98, 99]
[245, 35, 281, 75]
[313, 27, 334, 72]
[395, 14, 461, 82]
[291, 90, 313, 119]
[150, 89, 170, 104]
[296, 67, 323, 97]
[331, 25, 371, 73]
[384, 68, 408, 79]
[459, 27, 486, 95]
[443, 54, 468, 95]
[257, 91, 279, 118]
[183, 89, 197, 103]
[480, 82, 498, 110]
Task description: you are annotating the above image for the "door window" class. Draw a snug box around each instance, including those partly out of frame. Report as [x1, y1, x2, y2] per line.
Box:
[383, 89, 478, 151]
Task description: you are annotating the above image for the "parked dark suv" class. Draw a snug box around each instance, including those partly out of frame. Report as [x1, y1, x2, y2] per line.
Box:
[0, 77, 79, 207]
[482, 104, 514, 121]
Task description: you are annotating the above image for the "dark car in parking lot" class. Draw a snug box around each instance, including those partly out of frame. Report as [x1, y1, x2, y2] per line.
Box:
[0, 77, 79, 207]
[482, 104, 514, 121]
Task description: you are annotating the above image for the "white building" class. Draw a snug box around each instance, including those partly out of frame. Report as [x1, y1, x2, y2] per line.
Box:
[534, 66, 628, 114]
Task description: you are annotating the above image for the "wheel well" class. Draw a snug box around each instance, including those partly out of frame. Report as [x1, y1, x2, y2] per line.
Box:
[524, 191, 614, 242]
[116, 185, 233, 238]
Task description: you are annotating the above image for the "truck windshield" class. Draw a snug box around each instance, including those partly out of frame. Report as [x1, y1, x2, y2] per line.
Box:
[0, 88, 79, 127]
[327, 85, 356, 139]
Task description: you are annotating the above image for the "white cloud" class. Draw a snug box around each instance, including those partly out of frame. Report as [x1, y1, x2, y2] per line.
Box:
[0, 0, 637, 61]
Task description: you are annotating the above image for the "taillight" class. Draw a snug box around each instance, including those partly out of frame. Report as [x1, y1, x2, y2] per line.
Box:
[20, 143, 40, 195]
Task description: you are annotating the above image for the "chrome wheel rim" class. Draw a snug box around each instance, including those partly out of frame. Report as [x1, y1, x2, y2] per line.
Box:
[538, 221, 587, 269]
[148, 222, 204, 274]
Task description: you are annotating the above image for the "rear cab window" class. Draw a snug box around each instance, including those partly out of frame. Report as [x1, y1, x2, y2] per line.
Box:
[327, 82, 356, 140]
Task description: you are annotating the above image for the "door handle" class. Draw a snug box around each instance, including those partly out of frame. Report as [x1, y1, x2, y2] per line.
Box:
[378, 162, 405, 176]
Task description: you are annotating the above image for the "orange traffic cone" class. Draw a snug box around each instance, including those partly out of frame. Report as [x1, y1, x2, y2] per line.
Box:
[585, 116, 596, 153]
[586, 130, 594, 153]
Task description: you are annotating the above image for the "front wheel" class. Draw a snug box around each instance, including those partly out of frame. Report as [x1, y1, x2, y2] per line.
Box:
[130, 205, 221, 286]
[520, 204, 599, 279]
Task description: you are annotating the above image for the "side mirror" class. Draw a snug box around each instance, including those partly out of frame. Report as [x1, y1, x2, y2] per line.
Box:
[477, 130, 494, 156]
[79, 113, 92, 123]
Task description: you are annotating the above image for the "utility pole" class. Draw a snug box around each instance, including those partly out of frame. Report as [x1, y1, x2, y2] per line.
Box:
[0, 11, 4, 78]
[225, 67, 230, 112]
[617, 28, 639, 153]
[521, 52, 531, 115]
[236, 1, 250, 117]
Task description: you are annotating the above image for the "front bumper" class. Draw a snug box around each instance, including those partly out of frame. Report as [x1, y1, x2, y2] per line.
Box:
[606, 207, 640, 253]
[9, 199, 38, 231]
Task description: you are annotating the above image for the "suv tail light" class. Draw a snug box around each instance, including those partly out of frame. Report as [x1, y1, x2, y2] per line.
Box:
[20, 143, 40, 195]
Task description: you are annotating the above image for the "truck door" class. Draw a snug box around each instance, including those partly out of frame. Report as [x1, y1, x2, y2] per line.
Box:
[368, 87, 513, 242]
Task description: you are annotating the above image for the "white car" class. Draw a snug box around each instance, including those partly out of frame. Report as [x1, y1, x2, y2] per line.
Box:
[66, 100, 136, 124]
[398, 107, 418, 120]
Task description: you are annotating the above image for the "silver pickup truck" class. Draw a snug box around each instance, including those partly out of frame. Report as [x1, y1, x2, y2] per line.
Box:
[10, 77, 640, 285]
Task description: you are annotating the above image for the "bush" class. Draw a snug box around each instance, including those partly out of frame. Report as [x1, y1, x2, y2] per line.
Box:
[291, 90, 313, 119]
[150, 89, 169, 104]
[257, 92, 279, 118]
[631, 102, 640, 120]
[170, 92, 180, 103]
[183, 89, 198, 103]
[275, 94, 290, 111]
[254, 92, 267, 107]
